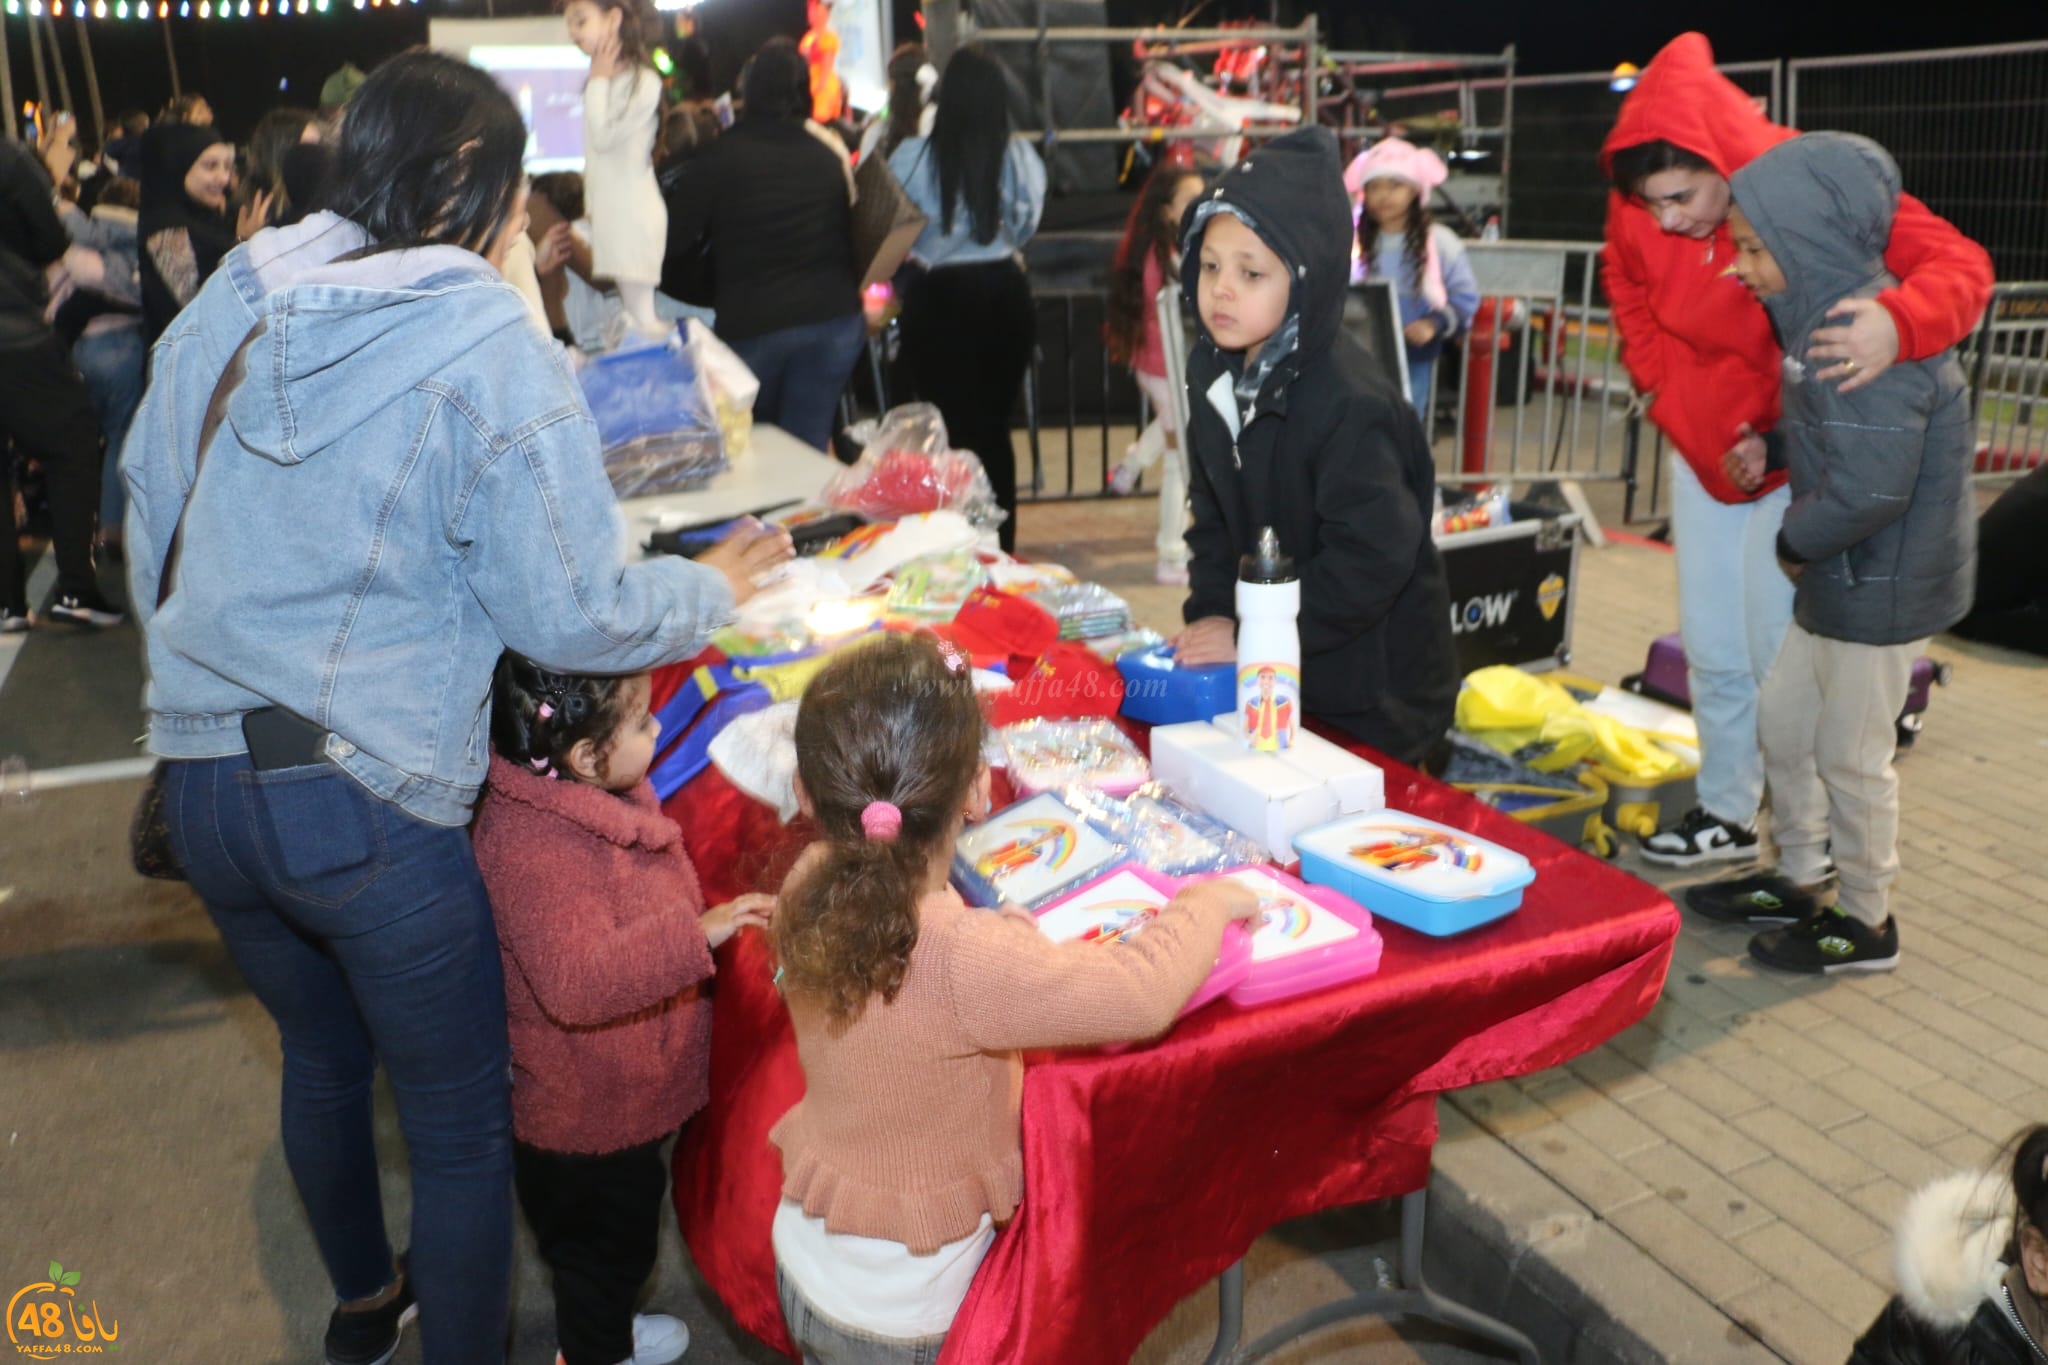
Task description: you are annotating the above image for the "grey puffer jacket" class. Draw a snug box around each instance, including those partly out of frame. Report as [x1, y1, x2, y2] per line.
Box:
[1731, 133, 1977, 646]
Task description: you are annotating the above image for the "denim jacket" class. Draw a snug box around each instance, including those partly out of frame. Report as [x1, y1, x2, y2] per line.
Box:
[125, 212, 735, 826]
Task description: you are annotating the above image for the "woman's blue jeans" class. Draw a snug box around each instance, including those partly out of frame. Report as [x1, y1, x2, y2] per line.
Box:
[727, 311, 868, 453]
[165, 753, 513, 1365]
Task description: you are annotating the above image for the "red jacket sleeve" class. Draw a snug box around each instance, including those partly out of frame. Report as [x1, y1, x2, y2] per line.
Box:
[1601, 194, 1668, 399]
[1876, 194, 1993, 362]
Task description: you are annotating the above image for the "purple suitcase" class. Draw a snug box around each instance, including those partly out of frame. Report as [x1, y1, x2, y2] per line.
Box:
[1623, 633, 1950, 748]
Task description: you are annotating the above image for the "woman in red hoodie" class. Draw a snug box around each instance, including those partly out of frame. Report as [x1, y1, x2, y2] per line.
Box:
[1601, 32, 1991, 869]
[472, 655, 775, 1365]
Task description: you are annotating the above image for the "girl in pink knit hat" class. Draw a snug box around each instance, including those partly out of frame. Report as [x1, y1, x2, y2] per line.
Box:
[1345, 137, 1480, 425]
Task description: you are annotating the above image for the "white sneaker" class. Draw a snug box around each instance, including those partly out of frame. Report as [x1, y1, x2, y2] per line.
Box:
[629, 1313, 690, 1365]
[1154, 561, 1190, 586]
[553, 1313, 689, 1365]
[1637, 807, 1761, 868]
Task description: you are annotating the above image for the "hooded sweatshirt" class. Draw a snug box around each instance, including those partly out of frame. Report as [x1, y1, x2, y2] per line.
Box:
[1600, 33, 1992, 505]
[123, 212, 735, 826]
[1731, 134, 1976, 647]
[1177, 127, 1456, 765]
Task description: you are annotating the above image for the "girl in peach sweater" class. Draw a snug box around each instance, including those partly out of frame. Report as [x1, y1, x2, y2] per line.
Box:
[767, 633, 1259, 1362]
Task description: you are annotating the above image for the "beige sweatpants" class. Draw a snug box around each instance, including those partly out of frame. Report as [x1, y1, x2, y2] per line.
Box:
[1757, 623, 1924, 928]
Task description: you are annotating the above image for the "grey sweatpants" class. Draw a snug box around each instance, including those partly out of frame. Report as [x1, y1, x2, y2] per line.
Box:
[1758, 622, 1923, 928]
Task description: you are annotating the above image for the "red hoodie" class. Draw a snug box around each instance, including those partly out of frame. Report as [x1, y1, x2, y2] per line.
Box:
[1601, 33, 1993, 504]
[472, 755, 716, 1155]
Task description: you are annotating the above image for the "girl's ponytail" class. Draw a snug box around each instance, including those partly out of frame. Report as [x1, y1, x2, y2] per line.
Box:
[1404, 198, 1435, 301]
[774, 634, 987, 1024]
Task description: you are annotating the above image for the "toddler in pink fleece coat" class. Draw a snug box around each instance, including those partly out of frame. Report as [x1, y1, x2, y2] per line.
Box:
[473, 653, 773, 1365]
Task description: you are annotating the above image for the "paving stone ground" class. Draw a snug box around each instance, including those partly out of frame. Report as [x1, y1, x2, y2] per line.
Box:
[1032, 477, 2047, 1365]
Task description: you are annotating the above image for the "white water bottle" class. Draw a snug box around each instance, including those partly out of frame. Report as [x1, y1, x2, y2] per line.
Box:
[1235, 526, 1301, 753]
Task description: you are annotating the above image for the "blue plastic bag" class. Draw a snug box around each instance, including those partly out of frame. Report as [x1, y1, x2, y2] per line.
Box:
[576, 337, 729, 498]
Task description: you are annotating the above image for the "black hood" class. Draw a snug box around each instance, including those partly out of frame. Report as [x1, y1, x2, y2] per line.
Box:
[1177, 126, 1355, 407]
[1730, 132, 1899, 339]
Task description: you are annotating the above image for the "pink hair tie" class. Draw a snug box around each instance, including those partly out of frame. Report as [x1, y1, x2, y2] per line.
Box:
[861, 800, 903, 842]
[536, 702, 555, 721]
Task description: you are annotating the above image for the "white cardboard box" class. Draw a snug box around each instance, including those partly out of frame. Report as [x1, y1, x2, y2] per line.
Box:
[1149, 719, 1389, 862]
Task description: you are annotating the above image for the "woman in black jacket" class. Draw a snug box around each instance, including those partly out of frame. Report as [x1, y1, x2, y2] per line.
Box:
[137, 120, 237, 343]
[1170, 127, 1457, 766]
[1851, 1125, 2047, 1365]
[663, 37, 863, 453]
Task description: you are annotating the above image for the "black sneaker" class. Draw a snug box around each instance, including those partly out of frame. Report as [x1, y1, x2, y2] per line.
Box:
[324, 1266, 417, 1365]
[46, 591, 125, 628]
[1638, 807, 1760, 867]
[1750, 907, 1900, 975]
[1685, 870, 1831, 925]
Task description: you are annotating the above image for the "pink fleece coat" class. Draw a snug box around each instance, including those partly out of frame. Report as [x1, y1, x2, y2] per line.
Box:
[472, 754, 715, 1155]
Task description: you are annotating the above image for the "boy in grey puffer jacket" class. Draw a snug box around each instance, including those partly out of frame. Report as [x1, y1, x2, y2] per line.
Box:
[1691, 132, 1976, 975]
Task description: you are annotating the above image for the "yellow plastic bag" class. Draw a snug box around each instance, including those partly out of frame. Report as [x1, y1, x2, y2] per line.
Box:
[1456, 666, 1684, 780]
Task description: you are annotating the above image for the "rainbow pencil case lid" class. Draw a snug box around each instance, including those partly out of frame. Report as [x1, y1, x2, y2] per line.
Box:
[1292, 810, 1534, 937]
[1177, 864, 1382, 1006]
[1034, 865, 1253, 1019]
[952, 792, 1124, 909]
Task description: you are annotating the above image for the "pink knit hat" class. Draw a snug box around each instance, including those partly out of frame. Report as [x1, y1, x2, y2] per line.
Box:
[1344, 138, 1450, 198]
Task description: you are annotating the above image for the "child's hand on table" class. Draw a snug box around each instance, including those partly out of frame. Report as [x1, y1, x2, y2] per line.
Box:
[1179, 878, 1264, 924]
[1172, 616, 1236, 667]
[702, 893, 777, 949]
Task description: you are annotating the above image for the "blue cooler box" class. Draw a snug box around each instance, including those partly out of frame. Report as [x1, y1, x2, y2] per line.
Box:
[1117, 646, 1235, 726]
[1293, 810, 1535, 937]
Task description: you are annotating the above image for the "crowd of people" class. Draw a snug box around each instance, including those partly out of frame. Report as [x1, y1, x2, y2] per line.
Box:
[0, 15, 2038, 1365]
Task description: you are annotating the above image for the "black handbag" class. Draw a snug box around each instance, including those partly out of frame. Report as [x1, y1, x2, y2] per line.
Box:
[126, 321, 266, 882]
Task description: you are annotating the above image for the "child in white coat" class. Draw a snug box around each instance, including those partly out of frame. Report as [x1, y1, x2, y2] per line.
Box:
[565, 0, 668, 341]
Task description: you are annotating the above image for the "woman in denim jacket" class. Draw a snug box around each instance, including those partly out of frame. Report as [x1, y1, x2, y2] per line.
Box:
[122, 52, 790, 1365]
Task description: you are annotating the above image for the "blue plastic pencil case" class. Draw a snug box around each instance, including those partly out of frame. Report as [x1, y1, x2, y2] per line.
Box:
[1116, 645, 1234, 726]
[1292, 810, 1535, 937]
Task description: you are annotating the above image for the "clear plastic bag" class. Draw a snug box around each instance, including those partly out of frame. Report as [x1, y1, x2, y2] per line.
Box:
[822, 403, 1006, 529]
[577, 336, 729, 498]
[1030, 581, 1135, 641]
[1062, 781, 1271, 877]
[682, 319, 760, 458]
[1000, 719, 1151, 796]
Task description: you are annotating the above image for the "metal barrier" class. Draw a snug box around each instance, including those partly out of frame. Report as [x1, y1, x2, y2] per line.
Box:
[1961, 284, 2048, 482]
[1789, 41, 2048, 284]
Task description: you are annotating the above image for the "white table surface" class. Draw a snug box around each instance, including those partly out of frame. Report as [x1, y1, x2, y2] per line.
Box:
[617, 424, 846, 556]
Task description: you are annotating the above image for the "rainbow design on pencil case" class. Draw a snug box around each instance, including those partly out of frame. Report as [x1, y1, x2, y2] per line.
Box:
[975, 821, 1077, 879]
[1347, 825, 1485, 875]
[1075, 901, 1159, 946]
[1258, 897, 1314, 939]
[814, 523, 891, 560]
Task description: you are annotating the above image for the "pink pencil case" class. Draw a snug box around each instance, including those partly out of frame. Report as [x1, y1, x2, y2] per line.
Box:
[1178, 864, 1383, 1007]
[1032, 864, 1254, 1018]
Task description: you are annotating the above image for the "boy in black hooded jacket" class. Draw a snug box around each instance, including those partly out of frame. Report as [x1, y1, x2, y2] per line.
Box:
[1170, 126, 1456, 765]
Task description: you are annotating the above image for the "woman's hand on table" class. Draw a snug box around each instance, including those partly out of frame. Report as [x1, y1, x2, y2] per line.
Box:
[698, 519, 795, 606]
[703, 892, 777, 948]
[1172, 616, 1236, 667]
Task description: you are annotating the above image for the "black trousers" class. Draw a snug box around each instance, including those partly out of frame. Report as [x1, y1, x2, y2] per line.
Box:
[0, 334, 105, 612]
[898, 259, 1036, 554]
[513, 1136, 671, 1365]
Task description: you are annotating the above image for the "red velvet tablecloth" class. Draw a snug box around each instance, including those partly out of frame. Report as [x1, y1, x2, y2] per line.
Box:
[662, 716, 1678, 1364]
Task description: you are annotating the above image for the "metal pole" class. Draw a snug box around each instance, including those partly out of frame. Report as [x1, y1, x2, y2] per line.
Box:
[1499, 43, 1515, 236]
[163, 15, 182, 98]
[1299, 14, 1318, 130]
[0, 14, 16, 142]
[1034, 0, 1053, 161]
[27, 12, 53, 118]
[924, 0, 959, 70]
[75, 16, 105, 150]
[44, 14, 75, 117]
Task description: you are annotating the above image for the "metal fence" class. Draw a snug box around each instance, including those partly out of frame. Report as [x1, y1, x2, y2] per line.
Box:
[1789, 41, 2048, 285]
[974, 250, 2045, 519]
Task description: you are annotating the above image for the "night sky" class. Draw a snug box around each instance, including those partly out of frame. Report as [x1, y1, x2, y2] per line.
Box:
[4, 0, 2043, 144]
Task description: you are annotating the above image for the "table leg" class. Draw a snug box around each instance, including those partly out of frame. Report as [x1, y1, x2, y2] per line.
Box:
[1200, 1261, 1246, 1365]
[1206, 1189, 1541, 1365]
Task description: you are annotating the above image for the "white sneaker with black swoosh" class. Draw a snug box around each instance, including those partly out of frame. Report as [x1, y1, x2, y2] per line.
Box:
[1637, 807, 1760, 868]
